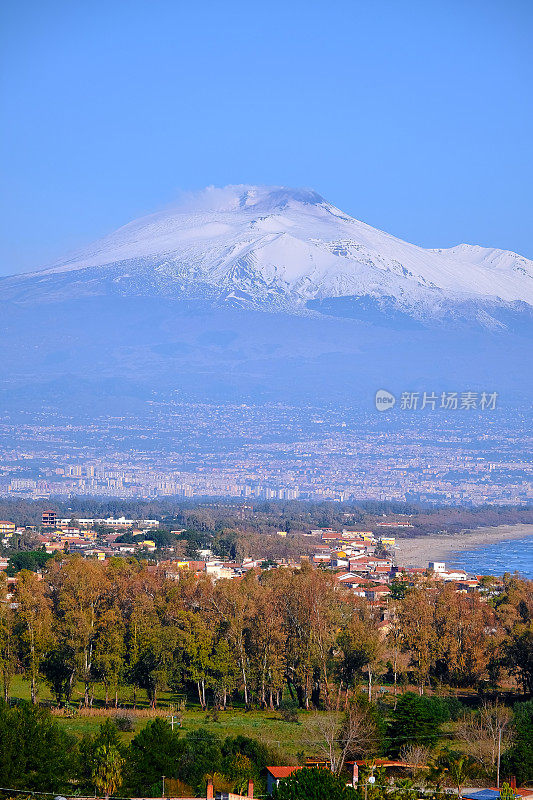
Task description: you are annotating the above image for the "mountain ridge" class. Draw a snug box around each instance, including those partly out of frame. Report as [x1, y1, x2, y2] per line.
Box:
[2, 185, 532, 331]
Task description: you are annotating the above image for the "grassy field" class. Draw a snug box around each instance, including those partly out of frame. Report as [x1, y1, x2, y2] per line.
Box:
[8, 675, 338, 759]
[7, 675, 482, 761]
[47, 707, 333, 759]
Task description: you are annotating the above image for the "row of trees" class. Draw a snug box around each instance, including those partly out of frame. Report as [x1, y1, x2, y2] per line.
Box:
[3, 496, 531, 536]
[0, 557, 531, 709]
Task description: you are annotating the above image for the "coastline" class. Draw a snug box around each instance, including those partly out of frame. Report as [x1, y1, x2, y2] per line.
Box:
[394, 523, 533, 569]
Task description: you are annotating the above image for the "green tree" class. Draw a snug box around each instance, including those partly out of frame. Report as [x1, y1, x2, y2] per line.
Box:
[387, 693, 443, 755]
[0, 575, 16, 701]
[126, 717, 184, 795]
[222, 734, 273, 776]
[506, 626, 533, 694]
[178, 729, 222, 792]
[182, 613, 215, 709]
[48, 557, 108, 706]
[211, 634, 237, 708]
[210, 576, 255, 707]
[225, 752, 254, 792]
[6, 549, 54, 576]
[337, 610, 382, 700]
[438, 751, 479, 799]
[272, 767, 358, 800]
[246, 578, 286, 708]
[503, 699, 533, 786]
[495, 577, 533, 694]
[93, 608, 126, 707]
[92, 744, 125, 799]
[389, 581, 409, 600]
[78, 719, 122, 792]
[128, 594, 176, 708]
[398, 585, 436, 693]
[0, 700, 75, 792]
[41, 642, 77, 705]
[15, 570, 54, 703]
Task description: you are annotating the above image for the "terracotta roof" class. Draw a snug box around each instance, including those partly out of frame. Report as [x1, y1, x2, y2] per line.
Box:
[266, 766, 303, 779]
[186, 560, 206, 570]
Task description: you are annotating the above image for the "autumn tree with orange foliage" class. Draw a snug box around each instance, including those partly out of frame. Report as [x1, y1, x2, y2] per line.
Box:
[1, 555, 531, 708]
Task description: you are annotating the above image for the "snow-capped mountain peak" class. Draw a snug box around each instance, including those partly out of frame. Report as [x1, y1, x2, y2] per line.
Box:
[3, 185, 533, 329]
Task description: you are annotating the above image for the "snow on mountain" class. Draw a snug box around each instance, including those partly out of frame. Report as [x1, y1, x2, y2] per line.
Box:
[3, 185, 533, 327]
[430, 243, 533, 278]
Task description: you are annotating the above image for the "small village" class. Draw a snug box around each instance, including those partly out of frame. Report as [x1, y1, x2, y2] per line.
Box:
[0, 511, 500, 604]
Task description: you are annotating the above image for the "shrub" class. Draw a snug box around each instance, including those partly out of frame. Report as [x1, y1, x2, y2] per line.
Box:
[114, 713, 135, 732]
[279, 700, 300, 723]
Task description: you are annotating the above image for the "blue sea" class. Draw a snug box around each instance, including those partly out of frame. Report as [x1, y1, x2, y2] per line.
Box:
[448, 536, 533, 578]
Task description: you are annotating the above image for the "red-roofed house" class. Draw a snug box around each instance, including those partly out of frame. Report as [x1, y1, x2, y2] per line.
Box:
[364, 585, 391, 601]
[266, 767, 303, 794]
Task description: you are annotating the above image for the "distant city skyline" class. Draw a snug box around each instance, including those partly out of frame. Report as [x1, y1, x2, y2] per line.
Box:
[1, 0, 532, 276]
[1, 402, 530, 505]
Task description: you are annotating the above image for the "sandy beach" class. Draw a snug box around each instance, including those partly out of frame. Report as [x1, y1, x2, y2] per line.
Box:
[394, 523, 533, 568]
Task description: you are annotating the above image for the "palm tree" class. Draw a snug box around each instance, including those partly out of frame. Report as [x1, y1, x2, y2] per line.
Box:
[92, 744, 124, 800]
[438, 751, 479, 799]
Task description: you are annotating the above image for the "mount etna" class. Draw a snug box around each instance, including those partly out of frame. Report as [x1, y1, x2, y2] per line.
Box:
[2, 185, 532, 410]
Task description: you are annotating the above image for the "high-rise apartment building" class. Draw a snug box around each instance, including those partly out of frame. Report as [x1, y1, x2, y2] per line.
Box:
[42, 510, 57, 527]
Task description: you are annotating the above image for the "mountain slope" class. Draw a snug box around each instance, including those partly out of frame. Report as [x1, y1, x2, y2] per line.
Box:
[1, 185, 532, 409]
[3, 185, 532, 330]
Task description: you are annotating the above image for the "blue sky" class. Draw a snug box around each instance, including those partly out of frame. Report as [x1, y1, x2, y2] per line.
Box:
[1, 0, 532, 275]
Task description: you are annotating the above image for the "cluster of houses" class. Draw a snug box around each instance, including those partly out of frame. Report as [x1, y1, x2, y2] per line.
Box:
[0, 513, 162, 563]
[0, 518, 497, 607]
[306, 527, 487, 607]
[37, 528, 161, 559]
[151, 527, 495, 616]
